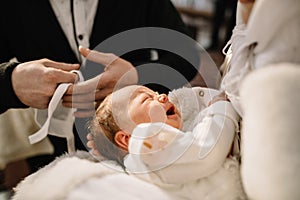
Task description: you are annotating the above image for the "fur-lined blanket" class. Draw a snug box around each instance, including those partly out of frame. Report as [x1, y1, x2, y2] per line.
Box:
[12, 151, 171, 200]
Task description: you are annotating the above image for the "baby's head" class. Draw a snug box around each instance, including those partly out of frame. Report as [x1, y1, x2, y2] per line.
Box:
[89, 85, 182, 166]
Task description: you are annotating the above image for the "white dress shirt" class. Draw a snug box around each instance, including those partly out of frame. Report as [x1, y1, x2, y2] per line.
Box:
[49, 0, 99, 62]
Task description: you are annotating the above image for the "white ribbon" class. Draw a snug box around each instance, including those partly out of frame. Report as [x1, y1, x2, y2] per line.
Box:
[29, 70, 84, 153]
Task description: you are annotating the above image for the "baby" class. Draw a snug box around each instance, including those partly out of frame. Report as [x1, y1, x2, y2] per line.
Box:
[89, 85, 246, 199]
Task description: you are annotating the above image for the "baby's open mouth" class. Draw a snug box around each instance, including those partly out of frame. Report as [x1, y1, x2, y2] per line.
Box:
[166, 105, 175, 116]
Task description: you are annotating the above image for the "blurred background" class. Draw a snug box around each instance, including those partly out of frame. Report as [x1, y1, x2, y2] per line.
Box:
[172, 0, 237, 67]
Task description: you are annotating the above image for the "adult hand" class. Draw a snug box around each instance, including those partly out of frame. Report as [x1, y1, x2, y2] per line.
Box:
[12, 59, 80, 109]
[63, 47, 138, 118]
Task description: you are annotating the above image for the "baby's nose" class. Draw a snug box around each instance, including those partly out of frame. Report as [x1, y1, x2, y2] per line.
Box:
[157, 94, 168, 103]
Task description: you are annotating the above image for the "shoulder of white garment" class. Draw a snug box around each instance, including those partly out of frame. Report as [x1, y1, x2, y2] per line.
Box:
[245, 0, 300, 53]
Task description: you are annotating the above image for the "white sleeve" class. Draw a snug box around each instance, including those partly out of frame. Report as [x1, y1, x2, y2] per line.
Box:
[128, 101, 239, 184]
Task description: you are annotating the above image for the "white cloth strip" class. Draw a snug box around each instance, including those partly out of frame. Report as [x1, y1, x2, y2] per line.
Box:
[29, 70, 84, 153]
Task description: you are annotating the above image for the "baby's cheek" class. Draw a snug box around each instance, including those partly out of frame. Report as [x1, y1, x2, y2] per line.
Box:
[148, 105, 167, 123]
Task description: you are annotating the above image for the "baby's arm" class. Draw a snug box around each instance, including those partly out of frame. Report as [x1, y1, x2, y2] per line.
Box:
[128, 101, 239, 184]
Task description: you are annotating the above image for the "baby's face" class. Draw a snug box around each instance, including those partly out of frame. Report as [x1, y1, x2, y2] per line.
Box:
[127, 86, 182, 130]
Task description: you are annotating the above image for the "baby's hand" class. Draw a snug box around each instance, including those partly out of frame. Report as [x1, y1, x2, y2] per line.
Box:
[208, 91, 229, 106]
[86, 133, 101, 157]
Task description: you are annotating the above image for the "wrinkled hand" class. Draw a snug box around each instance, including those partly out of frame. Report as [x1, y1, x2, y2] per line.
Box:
[208, 91, 230, 106]
[63, 47, 138, 118]
[12, 59, 80, 109]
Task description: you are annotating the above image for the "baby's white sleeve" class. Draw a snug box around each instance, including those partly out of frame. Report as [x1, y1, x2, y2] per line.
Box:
[127, 123, 189, 172]
[127, 102, 239, 184]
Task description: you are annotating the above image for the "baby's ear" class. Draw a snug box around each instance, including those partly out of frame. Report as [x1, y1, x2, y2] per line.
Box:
[114, 131, 130, 151]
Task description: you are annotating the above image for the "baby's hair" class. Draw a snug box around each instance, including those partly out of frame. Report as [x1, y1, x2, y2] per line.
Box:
[88, 93, 126, 168]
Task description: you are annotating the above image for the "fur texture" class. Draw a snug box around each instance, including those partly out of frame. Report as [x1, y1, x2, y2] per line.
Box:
[12, 151, 119, 200]
[240, 64, 300, 200]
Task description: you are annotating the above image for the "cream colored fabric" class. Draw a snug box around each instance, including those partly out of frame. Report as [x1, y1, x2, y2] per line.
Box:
[220, 0, 300, 116]
[168, 87, 220, 132]
[13, 153, 172, 200]
[246, 0, 300, 67]
[240, 64, 300, 200]
[31, 84, 76, 153]
[0, 108, 53, 169]
[13, 157, 115, 200]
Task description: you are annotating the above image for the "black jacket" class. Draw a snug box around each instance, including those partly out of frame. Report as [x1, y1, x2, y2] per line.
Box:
[0, 0, 198, 81]
[0, 62, 27, 114]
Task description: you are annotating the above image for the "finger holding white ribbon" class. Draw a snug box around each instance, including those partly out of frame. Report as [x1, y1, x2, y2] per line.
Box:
[29, 70, 84, 153]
